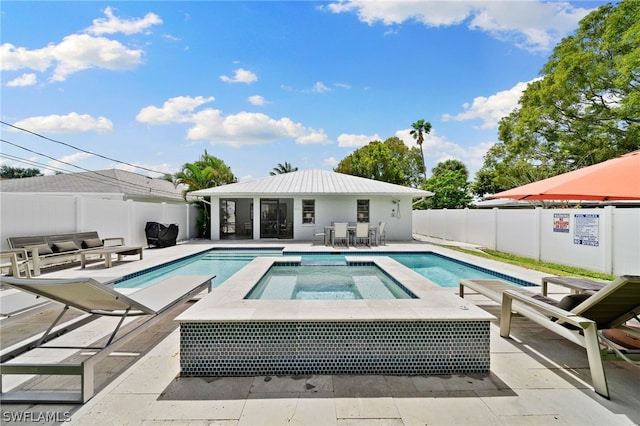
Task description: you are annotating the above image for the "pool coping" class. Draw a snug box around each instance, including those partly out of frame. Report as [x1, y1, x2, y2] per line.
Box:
[175, 256, 496, 323]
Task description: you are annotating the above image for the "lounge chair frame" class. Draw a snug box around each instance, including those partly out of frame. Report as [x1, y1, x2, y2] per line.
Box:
[460, 276, 640, 399]
[498, 275, 640, 399]
[0, 275, 213, 404]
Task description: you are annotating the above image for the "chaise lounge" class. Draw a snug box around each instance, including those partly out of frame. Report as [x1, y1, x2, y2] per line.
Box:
[461, 276, 640, 399]
[0, 274, 214, 403]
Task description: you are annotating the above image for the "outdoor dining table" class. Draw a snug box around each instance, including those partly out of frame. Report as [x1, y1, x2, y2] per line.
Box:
[324, 224, 377, 246]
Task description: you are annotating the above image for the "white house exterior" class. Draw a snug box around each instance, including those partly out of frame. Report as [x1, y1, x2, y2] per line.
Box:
[190, 169, 432, 241]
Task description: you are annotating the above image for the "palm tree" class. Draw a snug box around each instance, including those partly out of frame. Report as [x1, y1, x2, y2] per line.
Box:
[409, 119, 432, 179]
[270, 162, 298, 175]
[174, 150, 235, 237]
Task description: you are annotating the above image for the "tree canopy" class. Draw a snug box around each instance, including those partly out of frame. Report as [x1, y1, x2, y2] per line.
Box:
[173, 150, 235, 238]
[418, 159, 473, 209]
[0, 165, 42, 179]
[334, 137, 423, 187]
[270, 162, 298, 175]
[174, 150, 235, 199]
[473, 0, 640, 198]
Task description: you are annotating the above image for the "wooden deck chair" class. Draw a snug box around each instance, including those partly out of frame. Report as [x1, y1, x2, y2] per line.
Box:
[0, 275, 213, 403]
[499, 275, 640, 399]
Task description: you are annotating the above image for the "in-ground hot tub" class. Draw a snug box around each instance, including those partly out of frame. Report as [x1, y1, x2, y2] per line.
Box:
[245, 262, 416, 300]
[175, 256, 495, 377]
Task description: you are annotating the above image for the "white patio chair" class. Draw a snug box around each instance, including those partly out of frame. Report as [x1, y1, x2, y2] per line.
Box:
[355, 222, 370, 246]
[332, 222, 349, 247]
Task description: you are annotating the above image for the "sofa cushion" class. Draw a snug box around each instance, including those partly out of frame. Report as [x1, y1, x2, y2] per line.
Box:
[51, 240, 79, 253]
[25, 243, 53, 257]
[81, 238, 103, 249]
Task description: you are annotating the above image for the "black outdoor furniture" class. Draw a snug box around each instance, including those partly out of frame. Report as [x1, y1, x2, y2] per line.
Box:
[145, 222, 178, 248]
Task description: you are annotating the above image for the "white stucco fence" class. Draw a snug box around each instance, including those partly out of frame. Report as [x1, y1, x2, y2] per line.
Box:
[413, 207, 640, 276]
[1, 193, 199, 250]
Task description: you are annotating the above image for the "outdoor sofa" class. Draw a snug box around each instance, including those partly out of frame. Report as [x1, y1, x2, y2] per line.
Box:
[7, 231, 141, 275]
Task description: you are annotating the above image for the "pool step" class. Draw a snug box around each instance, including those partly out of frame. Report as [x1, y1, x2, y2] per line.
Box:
[300, 261, 347, 266]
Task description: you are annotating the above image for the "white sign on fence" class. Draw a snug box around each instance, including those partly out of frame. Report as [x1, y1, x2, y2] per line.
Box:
[573, 214, 599, 247]
[553, 213, 570, 233]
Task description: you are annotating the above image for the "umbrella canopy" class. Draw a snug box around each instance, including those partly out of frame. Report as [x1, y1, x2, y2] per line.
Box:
[489, 150, 640, 201]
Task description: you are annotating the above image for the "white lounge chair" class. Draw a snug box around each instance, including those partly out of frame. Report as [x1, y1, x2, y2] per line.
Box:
[0, 275, 213, 403]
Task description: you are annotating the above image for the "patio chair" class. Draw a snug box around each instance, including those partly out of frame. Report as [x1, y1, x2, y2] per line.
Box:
[0, 274, 213, 403]
[377, 222, 387, 245]
[332, 222, 349, 248]
[354, 222, 370, 246]
[313, 226, 327, 246]
[499, 275, 640, 399]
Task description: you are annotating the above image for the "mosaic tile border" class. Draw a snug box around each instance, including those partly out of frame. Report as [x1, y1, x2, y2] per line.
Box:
[180, 320, 490, 376]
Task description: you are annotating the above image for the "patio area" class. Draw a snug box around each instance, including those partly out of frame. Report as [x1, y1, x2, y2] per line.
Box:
[1, 240, 639, 425]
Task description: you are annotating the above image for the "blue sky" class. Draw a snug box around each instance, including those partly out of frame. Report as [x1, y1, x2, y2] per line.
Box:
[1, 1, 607, 182]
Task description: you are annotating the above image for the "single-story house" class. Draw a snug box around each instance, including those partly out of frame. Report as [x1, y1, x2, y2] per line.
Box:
[0, 169, 186, 203]
[189, 169, 432, 241]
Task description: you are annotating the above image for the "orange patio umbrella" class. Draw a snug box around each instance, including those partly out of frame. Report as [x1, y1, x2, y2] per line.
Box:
[489, 150, 640, 201]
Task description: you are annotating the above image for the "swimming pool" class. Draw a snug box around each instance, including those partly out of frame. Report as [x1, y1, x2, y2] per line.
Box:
[245, 264, 416, 300]
[114, 249, 535, 289]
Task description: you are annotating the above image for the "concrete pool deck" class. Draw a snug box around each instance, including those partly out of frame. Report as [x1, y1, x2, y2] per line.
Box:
[1, 239, 640, 425]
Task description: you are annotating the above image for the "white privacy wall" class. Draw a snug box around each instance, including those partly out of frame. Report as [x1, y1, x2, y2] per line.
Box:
[413, 207, 640, 275]
[1, 193, 198, 250]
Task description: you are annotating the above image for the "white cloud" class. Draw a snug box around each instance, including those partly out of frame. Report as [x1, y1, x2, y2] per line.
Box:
[326, 1, 592, 52]
[334, 82, 351, 90]
[0, 43, 54, 72]
[220, 68, 258, 84]
[441, 78, 540, 129]
[50, 34, 143, 81]
[1, 8, 155, 82]
[248, 95, 268, 106]
[296, 129, 331, 145]
[323, 156, 339, 167]
[310, 81, 331, 93]
[136, 96, 215, 124]
[1, 35, 144, 82]
[86, 6, 162, 35]
[13, 113, 114, 134]
[6, 73, 37, 87]
[138, 96, 329, 147]
[337, 133, 381, 147]
[46, 152, 93, 175]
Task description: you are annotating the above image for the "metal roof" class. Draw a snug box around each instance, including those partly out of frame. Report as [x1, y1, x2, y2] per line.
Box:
[0, 169, 185, 201]
[190, 169, 433, 197]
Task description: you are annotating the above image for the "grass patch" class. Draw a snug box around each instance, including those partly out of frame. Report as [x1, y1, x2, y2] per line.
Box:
[439, 245, 616, 281]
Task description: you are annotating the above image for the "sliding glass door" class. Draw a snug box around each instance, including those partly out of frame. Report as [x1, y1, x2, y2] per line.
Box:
[260, 199, 293, 239]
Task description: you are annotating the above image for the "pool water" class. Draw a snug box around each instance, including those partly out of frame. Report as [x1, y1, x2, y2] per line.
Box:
[115, 249, 533, 290]
[389, 253, 522, 288]
[245, 265, 416, 300]
[115, 249, 282, 289]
